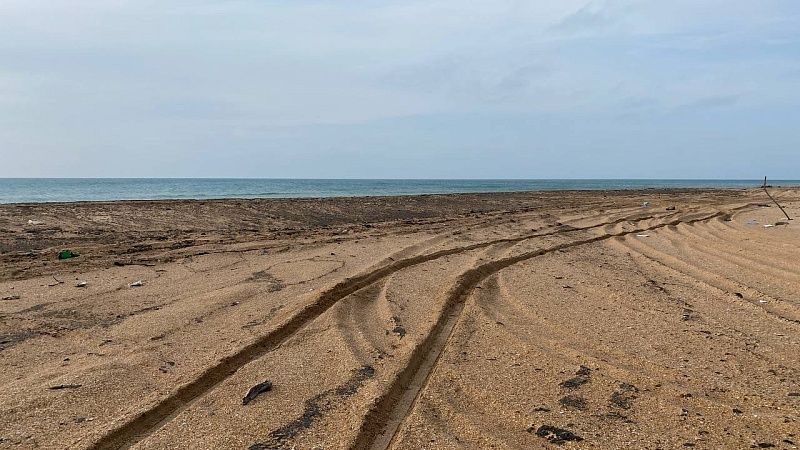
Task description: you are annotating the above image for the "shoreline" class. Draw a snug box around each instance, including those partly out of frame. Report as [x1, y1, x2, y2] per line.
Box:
[0, 185, 773, 207]
[3, 178, 796, 205]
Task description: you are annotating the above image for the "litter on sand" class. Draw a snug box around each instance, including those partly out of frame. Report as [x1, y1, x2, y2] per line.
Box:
[58, 249, 79, 260]
[76, 281, 88, 288]
[636, 234, 650, 237]
[764, 224, 775, 228]
[27, 220, 44, 225]
[129, 280, 144, 288]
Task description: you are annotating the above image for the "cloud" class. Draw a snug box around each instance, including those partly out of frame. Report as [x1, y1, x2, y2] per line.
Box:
[0, 0, 799, 177]
[552, 1, 618, 34]
[674, 94, 740, 112]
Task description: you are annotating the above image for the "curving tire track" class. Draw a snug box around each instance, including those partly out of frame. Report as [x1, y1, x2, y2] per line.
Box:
[612, 227, 800, 325]
[351, 209, 743, 450]
[88, 210, 695, 449]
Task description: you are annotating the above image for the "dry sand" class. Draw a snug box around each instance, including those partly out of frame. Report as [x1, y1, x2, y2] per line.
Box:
[1, 188, 798, 450]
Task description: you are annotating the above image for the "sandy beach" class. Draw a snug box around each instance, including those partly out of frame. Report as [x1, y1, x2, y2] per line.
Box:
[1, 188, 799, 450]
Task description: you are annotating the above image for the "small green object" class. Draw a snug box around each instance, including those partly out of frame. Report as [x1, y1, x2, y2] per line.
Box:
[58, 249, 78, 260]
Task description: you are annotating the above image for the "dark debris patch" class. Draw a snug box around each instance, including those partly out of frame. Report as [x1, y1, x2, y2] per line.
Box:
[560, 365, 591, 389]
[49, 384, 82, 390]
[559, 395, 587, 410]
[529, 425, 584, 445]
[610, 382, 639, 410]
[560, 376, 588, 389]
[604, 411, 635, 423]
[1, 330, 44, 351]
[242, 380, 273, 405]
[249, 365, 375, 449]
[389, 316, 406, 339]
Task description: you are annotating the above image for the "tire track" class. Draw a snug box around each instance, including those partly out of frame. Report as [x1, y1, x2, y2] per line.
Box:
[612, 233, 800, 326]
[86, 209, 736, 450]
[673, 222, 800, 276]
[667, 225, 800, 282]
[351, 210, 734, 450]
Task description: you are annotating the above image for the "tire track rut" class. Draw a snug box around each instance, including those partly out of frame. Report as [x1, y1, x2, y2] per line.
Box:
[352, 209, 739, 450]
[87, 208, 743, 450]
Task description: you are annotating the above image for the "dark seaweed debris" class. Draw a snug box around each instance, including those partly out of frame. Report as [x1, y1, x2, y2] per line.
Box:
[560, 376, 588, 389]
[559, 395, 587, 410]
[610, 382, 639, 409]
[531, 425, 584, 444]
[390, 316, 406, 338]
[242, 380, 273, 405]
[249, 365, 375, 450]
[49, 384, 82, 390]
[560, 365, 591, 389]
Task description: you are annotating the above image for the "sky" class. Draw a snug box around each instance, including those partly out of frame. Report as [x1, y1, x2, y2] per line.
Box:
[1, 0, 799, 179]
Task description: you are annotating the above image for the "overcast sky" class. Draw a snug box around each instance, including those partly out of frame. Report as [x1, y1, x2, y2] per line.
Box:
[1, 0, 799, 178]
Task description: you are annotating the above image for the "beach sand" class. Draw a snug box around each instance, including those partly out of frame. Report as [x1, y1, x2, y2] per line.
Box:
[1, 188, 799, 449]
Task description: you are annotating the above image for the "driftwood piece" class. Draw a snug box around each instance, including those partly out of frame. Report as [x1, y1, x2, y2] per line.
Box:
[762, 177, 792, 221]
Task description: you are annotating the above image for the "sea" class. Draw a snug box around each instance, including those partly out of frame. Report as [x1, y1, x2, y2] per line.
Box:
[0, 179, 796, 204]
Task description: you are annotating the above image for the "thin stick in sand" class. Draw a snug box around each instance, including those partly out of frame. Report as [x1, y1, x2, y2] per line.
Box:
[762, 177, 792, 221]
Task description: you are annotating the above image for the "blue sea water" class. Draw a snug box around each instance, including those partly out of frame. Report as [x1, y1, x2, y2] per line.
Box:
[0, 179, 796, 204]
